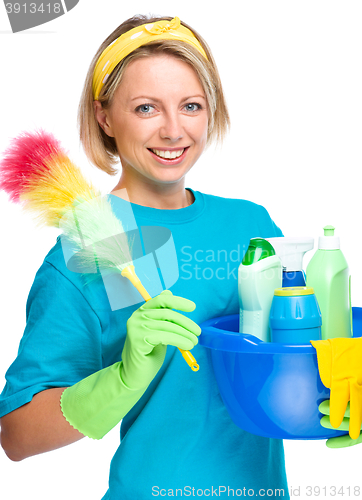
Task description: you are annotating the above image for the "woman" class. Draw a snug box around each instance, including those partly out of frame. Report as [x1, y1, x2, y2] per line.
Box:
[0, 15, 288, 499]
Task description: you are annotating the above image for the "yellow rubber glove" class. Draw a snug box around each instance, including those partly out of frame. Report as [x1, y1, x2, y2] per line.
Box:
[311, 337, 362, 440]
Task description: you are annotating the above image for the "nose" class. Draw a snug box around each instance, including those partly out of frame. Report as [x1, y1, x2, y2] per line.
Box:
[159, 110, 184, 142]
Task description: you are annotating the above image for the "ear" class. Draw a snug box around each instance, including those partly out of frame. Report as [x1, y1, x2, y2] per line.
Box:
[93, 101, 115, 137]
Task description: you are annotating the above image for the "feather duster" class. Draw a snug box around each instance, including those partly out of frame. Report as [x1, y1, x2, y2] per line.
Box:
[0, 129, 98, 227]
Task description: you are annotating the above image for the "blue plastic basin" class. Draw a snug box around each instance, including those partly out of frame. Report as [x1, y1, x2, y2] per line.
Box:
[199, 307, 362, 440]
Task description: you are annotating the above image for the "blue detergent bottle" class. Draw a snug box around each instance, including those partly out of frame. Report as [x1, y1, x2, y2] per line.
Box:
[269, 286, 322, 344]
[266, 237, 314, 287]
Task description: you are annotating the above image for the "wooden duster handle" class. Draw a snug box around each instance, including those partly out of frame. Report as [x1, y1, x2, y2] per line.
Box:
[121, 265, 199, 372]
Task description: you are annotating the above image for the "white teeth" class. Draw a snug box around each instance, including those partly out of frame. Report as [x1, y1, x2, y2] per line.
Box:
[151, 148, 185, 159]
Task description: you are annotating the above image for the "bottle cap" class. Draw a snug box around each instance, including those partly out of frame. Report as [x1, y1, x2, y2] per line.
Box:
[274, 286, 315, 296]
[318, 225, 340, 250]
[242, 238, 275, 266]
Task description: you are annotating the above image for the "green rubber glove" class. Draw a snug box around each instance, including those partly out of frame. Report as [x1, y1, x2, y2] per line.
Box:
[60, 290, 201, 439]
[319, 400, 362, 448]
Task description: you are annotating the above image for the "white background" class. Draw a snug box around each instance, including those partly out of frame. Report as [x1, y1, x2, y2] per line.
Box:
[0, 1, 361, 498]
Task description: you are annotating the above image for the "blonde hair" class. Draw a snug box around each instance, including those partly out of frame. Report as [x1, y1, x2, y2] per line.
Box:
[78, 15, 230, 175]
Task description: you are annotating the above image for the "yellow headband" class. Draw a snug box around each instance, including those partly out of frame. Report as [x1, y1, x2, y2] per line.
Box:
[92, 17, 208, 100]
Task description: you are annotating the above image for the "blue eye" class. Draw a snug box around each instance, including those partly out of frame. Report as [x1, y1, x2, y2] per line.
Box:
[136, 104, 155, 114]
[184, 103, 202, 112]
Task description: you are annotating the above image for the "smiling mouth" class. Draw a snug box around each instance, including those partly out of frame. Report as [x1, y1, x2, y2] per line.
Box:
[148, 148, 187, 160]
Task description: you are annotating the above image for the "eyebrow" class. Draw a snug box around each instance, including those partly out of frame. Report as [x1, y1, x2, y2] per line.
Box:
[131, 95, 206, 102]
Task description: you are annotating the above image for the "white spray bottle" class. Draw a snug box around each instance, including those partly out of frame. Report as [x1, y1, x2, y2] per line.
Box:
[266, 237, 314, 287]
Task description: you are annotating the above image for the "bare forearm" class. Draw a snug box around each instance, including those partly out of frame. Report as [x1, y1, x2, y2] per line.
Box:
[0, 387, 84, 461]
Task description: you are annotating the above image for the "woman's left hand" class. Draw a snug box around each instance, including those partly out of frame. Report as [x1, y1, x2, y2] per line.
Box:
[311, 337, 362, 445]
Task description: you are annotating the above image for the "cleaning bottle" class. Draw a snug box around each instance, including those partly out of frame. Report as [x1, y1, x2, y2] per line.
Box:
[269, 286, 322, 344]
[238, 238, 282, 342]
[306, 225, 352, 340]
[266, 237, 314, 287]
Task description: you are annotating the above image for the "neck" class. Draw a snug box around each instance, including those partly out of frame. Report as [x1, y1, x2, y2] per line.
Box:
[110, 175, 194, 209]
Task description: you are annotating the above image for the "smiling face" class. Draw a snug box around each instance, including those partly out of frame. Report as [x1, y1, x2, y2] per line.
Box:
[97, 54, 209, 190]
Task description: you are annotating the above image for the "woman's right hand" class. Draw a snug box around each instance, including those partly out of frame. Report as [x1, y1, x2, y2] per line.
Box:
[121, 290, 201, 391]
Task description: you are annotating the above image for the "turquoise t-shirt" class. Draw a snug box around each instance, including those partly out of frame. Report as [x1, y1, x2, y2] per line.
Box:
[0, 189, 289, 500]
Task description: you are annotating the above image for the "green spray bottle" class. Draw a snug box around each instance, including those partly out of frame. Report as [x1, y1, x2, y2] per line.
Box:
[306, 225, 352, 340]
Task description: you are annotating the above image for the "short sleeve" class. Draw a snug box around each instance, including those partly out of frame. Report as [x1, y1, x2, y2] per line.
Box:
[255, 204, 284, 238]
[270, 218, 283, 237]
[0, 261, 103, 418]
